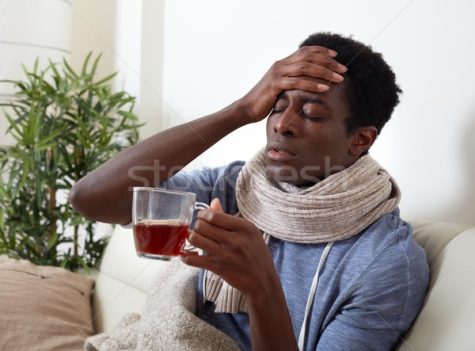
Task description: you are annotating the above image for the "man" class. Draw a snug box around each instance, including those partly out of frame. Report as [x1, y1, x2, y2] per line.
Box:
[70, 32, 429, 350]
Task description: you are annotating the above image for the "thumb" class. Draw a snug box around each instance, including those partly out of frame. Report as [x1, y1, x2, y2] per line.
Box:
[210, 198, 224, 213]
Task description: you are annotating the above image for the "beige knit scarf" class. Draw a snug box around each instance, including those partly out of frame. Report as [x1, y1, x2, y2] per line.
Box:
[205, 149, 401, 313]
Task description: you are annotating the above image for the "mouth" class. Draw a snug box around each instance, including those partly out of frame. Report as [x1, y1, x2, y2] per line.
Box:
[266, 144, 296, 162]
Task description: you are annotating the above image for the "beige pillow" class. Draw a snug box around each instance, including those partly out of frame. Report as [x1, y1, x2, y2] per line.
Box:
[0, 255, 94, 351]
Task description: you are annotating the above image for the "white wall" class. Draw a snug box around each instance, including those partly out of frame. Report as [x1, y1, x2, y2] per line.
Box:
[160, 0, 475, 225]
[67, 0, 475, 225]
[70, 0, 117, 82]
[0, 0, 71, 145]
[70, 0, 164, 138]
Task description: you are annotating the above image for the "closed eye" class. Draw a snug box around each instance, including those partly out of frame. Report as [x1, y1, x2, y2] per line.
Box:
[301, 111, 324, 121]
[302, 104, 326, 121]
[272, 97, 288, 114]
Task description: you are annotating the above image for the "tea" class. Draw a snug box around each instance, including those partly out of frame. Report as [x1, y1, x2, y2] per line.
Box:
[133, 219, 189, 258]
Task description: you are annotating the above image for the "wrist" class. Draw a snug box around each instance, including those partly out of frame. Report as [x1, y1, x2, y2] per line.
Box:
[246, 273, 298, 351]
[246, 272, 283, 309]
[233, 97, 257, 124]
[209, 100, 251, 136]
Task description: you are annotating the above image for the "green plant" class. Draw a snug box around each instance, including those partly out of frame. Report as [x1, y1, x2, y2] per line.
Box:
[0, 53, 141, 271]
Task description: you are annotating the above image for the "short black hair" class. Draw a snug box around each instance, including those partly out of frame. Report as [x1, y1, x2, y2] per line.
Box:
[300, 32, 402, 135]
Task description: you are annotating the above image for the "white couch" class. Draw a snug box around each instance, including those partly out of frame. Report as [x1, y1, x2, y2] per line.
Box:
[90, 221, 475, 350]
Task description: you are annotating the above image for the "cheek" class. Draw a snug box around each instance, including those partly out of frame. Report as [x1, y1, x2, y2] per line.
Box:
[299, 128, 347, 160]
[265, 117, 274, 137]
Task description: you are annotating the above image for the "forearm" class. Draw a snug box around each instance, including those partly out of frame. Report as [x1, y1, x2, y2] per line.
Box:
[69, 100, 249, 224]
[247, 275, 298, 351]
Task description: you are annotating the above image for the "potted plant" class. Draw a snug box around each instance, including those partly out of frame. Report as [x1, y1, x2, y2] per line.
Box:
[0, 53, 142, 271]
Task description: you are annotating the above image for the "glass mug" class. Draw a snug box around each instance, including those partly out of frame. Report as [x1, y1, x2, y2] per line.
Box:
[132, 187, 208, 260]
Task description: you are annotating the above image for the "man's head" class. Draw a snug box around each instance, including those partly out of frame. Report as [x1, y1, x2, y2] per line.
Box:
[265, 32, 402, 186]
[299, 32, 402, 136]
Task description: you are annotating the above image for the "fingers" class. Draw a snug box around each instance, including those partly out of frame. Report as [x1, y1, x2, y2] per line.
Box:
[193, 217, 231, 244]
[275, 46, 347, 88]
[282, 62, 344, 83]
[187, 229, 221, 255]
[286, 52, 347, 74]
[180, 252, 220, 272]
[197, 209, 247, 232]
[279, 76, 330, 94]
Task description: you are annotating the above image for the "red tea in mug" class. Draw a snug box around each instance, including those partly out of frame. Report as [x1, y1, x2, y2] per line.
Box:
[133, 219, 189, 257]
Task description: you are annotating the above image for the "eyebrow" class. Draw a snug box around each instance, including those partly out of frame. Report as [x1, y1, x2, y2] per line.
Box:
[305, 96, 329, 109]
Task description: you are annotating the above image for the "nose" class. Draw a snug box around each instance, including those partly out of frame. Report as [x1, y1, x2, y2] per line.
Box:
[273, 108, 298, 136]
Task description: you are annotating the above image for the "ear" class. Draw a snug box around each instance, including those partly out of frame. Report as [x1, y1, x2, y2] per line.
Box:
[349, 126, 377, 156]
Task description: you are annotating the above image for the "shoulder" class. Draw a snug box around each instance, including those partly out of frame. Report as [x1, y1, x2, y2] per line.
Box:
[342, 209, 430, 328]
[162, 160, 245, 192]
[161, 160, 245, 212]
[347, 209, 428, 272]
[212, 160, 245, 184]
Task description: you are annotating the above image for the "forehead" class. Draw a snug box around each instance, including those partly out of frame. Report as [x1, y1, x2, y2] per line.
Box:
[280, 80, 350, 118]
[280, 79, 351, 121]
[282, 79, 348, 102]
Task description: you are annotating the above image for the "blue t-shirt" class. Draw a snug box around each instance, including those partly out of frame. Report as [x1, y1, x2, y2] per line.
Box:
[162, 161, 430, 351]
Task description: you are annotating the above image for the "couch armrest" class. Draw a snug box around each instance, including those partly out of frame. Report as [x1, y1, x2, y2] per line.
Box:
[397, 223, 475, 350]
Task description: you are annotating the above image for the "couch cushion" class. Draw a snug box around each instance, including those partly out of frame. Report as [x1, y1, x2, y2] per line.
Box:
[410, 221, 471, 265]
[397, 222, 475, 351]
[92, 225, 170, 333]
[0, 255, 95, 351]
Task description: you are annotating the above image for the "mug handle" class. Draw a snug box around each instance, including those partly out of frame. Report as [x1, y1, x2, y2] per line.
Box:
[181, 202, 210, 255]
[194, 202, 209, 211]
